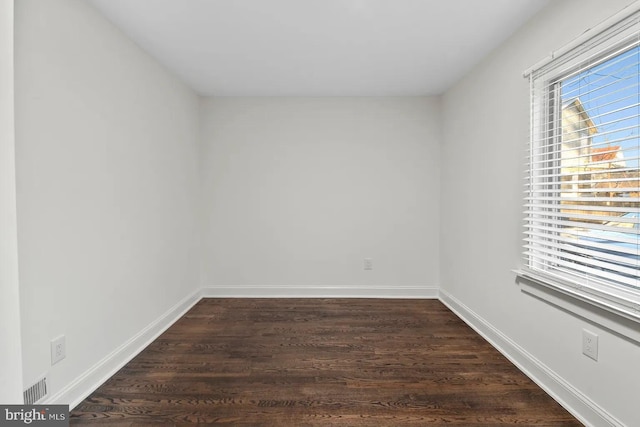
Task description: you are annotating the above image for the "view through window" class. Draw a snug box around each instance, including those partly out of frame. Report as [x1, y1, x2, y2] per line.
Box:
[554, 44, 640, 290]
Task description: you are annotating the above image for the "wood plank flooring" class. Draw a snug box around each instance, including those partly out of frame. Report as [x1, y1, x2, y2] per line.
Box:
[71, 299, 582, 426]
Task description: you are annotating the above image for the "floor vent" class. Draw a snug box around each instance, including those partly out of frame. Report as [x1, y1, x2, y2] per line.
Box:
[23, 377, 47, 405]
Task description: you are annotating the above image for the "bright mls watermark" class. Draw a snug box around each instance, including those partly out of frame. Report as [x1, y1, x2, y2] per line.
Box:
[0, 405, 68, 426]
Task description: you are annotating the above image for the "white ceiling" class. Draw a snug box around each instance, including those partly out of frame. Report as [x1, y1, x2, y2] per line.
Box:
[88, 0, 549, 96]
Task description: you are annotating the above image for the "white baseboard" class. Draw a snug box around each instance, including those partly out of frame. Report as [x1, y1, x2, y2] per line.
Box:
[438, 289, 624, 427]
[49, 289, 202, 410]
[201, 285, 439, 299]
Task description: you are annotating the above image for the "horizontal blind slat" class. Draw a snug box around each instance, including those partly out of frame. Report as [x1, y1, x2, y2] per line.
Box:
[524, 233, 640, 256]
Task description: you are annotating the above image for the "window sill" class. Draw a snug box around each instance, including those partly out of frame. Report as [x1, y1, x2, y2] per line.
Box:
[514, 270, 640, 345]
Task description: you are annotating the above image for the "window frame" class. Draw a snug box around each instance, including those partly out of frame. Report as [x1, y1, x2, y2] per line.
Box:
[519, 7, 640, 324]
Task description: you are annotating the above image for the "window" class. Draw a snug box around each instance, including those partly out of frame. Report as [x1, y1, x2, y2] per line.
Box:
[523, 8, 640, 320]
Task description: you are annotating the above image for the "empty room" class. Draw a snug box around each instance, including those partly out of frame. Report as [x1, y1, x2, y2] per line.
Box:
[2, 0, 640, 425]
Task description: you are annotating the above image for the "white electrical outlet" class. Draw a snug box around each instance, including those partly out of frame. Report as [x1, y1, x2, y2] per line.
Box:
[582, 329, 598, 361]
[364, 258, 373, 270]
[50, 335, 66, 365]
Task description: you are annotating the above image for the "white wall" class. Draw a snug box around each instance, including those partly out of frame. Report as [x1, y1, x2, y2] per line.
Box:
[440, 0, 639, 425]
[200, 97, 440, 294]
[0, 0, 24, 404]
[14, 0, 201, 400]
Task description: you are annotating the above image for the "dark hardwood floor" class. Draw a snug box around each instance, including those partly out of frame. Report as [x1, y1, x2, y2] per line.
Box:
[71, 299, 581, 426]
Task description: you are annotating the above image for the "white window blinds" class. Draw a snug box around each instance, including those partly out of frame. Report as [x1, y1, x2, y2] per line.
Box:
[524, 7, 640, 317]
